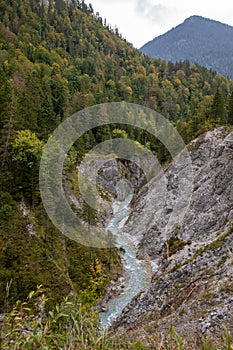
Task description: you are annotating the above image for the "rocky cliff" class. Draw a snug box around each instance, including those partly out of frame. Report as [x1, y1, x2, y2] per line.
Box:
[113, 127, 233, 345]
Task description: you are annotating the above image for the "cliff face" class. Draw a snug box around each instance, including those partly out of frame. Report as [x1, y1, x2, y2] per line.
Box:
[113, 127, 233, 343]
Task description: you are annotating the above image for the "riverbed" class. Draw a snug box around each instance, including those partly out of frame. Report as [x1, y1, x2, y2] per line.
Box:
[99, 195, 150, 330]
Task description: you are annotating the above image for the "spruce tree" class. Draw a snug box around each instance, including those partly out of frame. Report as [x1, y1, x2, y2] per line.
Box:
[227, 91, 233, 125]
[210, 89, 226, 125]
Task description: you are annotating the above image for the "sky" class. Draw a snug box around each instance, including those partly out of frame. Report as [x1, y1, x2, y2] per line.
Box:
[90, 0, 233, 48]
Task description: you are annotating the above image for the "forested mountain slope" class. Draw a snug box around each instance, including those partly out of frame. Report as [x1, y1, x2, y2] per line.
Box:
[0, 0, 233, 321]
[140, 16, 233, 79]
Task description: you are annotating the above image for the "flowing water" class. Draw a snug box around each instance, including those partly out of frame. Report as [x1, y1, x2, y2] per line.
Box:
[99, 195, 150, 330]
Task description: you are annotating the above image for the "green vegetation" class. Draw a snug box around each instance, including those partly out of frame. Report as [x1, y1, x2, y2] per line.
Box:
[1, 287, 232, 349]
[0, 190, 122, 311]
[165, 236, 185, 258]
[0, 0, 233, 347]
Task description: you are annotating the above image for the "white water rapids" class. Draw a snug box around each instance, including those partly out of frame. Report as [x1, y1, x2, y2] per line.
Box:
[99, 195, 150, 330]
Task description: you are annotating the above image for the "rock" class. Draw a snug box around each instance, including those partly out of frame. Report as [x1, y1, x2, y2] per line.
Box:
[100, 302, 109, 312]
[112, 127, 233, 344]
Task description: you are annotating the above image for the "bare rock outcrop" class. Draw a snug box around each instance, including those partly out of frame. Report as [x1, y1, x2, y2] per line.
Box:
[113, 127, 233, 344]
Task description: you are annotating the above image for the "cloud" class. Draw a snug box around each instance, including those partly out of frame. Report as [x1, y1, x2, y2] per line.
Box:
[91, 0, 233, 48]
[135, 0, 174, 24]
[135, 0, 150, 14]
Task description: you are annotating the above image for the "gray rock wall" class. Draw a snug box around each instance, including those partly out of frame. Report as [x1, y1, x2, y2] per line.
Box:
[113, 127, 233, 343]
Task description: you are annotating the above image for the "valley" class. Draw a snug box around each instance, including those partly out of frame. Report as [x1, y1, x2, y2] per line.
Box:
[0, 1, 233, 348]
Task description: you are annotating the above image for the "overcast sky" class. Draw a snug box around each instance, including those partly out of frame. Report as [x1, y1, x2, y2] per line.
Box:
[90, 0, 233, 48]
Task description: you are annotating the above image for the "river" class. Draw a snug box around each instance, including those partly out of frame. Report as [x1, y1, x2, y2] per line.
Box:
[99, 195, 150, 330]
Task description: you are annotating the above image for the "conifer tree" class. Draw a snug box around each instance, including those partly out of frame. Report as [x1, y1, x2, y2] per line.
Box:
[210, 89, 226, 125]
[227, 91, 233, 125]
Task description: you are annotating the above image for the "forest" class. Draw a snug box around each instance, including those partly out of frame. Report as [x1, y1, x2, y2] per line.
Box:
[0, 0, 233, 348]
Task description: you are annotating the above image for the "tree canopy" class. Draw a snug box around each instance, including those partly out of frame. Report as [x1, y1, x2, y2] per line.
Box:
[0, 0, 233, 312]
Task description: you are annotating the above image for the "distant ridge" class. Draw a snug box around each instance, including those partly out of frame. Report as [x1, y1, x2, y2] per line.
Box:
[140, 16, 233, 79]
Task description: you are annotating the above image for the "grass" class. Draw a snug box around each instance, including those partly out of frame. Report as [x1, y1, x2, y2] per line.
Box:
[165, 237, 185, 259]
[1, 287, 233, 350]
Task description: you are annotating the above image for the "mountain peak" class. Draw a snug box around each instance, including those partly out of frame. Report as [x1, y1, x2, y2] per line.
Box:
[183, 15, 232, 27]
[140, 16, 233, 78]
[184, 15, 209, 22]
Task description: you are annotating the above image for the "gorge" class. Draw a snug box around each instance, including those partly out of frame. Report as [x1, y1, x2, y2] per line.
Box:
[107, 127, 233, 345]
[85, 126, 233, 345]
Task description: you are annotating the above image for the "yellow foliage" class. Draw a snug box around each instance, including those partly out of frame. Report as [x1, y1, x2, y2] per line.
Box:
[96, 260, 102, 275]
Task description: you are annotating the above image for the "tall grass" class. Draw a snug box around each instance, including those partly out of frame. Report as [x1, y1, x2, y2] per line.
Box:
[1, 287, 232, 350]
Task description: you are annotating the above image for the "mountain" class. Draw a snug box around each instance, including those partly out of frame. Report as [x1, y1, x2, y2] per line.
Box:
[140, 16, 233, 79]
[0, 0, 233, 347]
